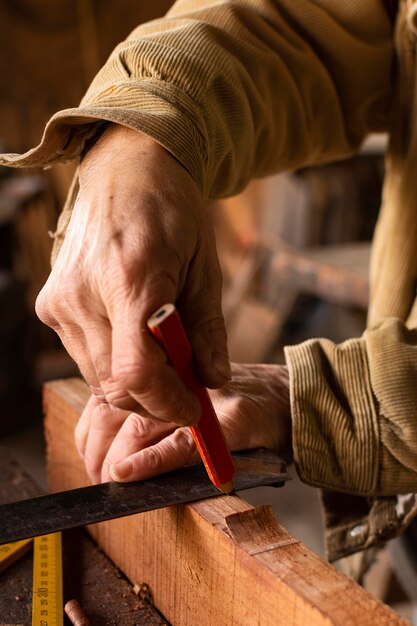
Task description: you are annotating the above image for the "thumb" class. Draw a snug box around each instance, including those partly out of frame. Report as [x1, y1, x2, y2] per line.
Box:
[110, 427, 197, 482]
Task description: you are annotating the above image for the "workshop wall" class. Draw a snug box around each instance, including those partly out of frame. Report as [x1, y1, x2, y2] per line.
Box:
[0, 0, 174, 433]
[0, 0, 174, 152]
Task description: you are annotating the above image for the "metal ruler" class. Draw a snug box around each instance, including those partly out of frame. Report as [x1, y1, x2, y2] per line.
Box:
[0, 450, 288, 545]
[0, 449, 287, 625]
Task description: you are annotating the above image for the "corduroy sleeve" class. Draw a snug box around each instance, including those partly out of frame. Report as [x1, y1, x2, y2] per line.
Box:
[0, 0, 393, 200]
[285, 318, 417, 497]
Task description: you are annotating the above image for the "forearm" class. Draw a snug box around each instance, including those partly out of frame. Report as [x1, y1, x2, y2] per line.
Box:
[0, 0, 394, 199]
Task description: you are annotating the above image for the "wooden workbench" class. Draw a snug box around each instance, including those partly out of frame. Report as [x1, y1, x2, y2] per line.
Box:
[42, 378, 409, 626]
[0, 450, 167, 625]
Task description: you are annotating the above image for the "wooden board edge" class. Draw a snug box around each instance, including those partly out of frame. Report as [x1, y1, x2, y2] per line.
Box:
[43, 379, 409, 626]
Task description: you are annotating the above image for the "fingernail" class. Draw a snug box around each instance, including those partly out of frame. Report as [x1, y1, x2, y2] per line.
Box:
[213, 354, 231, 380]
[110, 460, 133, 481]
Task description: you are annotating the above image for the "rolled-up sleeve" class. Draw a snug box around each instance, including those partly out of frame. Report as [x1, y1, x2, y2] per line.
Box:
[0, 0, 393, 200]
[285, 318, 417, 497]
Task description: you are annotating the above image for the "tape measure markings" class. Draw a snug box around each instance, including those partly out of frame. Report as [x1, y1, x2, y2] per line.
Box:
[0, 538, 33, 573]
[32, 533, 63, 626]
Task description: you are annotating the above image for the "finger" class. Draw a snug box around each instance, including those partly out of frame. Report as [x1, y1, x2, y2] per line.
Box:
[74, 394, 96, 459]
[108, 297, 201, 425]
[82, 317, 114, 399]
[180, 237, 230, 388]
[101, 413, 178, 481]
[109, 427, 197, 482]
[83, 401, 130, 483]
[36, 286, 112, 400]
[77, 312, 157, 417]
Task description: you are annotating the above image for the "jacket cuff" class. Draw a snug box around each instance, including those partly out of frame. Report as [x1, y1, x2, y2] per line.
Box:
[284, 337, 379, 495]
[0, 82, 208, 196]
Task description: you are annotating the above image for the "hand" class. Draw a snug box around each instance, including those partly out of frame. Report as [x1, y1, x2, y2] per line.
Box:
[36, 124, 230, 426]
[74, 363, 292, 483]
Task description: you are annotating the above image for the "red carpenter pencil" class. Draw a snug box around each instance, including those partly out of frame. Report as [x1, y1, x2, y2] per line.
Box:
[147, 303, 235, 493]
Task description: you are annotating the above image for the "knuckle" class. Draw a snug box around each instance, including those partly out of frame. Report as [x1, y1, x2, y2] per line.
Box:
[172, 428, 195, 457]
[56, 281, 85, 311]
[101, 375, 132, 401]
[90, 386, 107, 404]
[124, 413, 154, 439]
[207, 315, 227, 333]
[38, 275, 90, 311]
[90, 401, 113, 430]
[37, 278, 88, 321]
[112, 360, 141, 381]
[35, 289, 57, 326]
[101, 384, 137, 410]
[143, 447, 162, 472]
[112, 362, 152, 396]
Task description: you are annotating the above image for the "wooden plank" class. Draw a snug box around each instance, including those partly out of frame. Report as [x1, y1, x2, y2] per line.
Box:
[44, 379, 409, 626]
[0, 449, 168, 625]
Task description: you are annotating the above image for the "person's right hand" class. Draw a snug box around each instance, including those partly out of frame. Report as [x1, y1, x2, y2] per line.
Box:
[35, 124, 231, 432]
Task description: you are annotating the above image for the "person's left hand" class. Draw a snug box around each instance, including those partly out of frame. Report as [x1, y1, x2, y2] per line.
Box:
[75, 363, 292, 483]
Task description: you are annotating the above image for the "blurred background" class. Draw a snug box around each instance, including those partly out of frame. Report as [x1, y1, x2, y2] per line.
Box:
[2, 0, 410, 619]
[0, 0, 174, 434]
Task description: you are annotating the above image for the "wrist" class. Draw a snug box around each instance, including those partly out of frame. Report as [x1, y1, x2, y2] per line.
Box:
[79, 123, 199, 195]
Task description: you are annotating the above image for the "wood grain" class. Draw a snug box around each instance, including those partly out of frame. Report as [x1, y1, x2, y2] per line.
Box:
[0, 448, 167, 625]
[44, 378, 409, 626]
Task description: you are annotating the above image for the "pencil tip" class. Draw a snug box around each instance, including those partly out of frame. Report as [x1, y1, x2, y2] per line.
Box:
[218, 481, 234, 494]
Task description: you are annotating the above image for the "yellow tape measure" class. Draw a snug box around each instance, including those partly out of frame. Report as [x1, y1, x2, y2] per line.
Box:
[32, 533, 63, 626]
[0, 538, 32, 573]
[0, 533, 63, 624]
